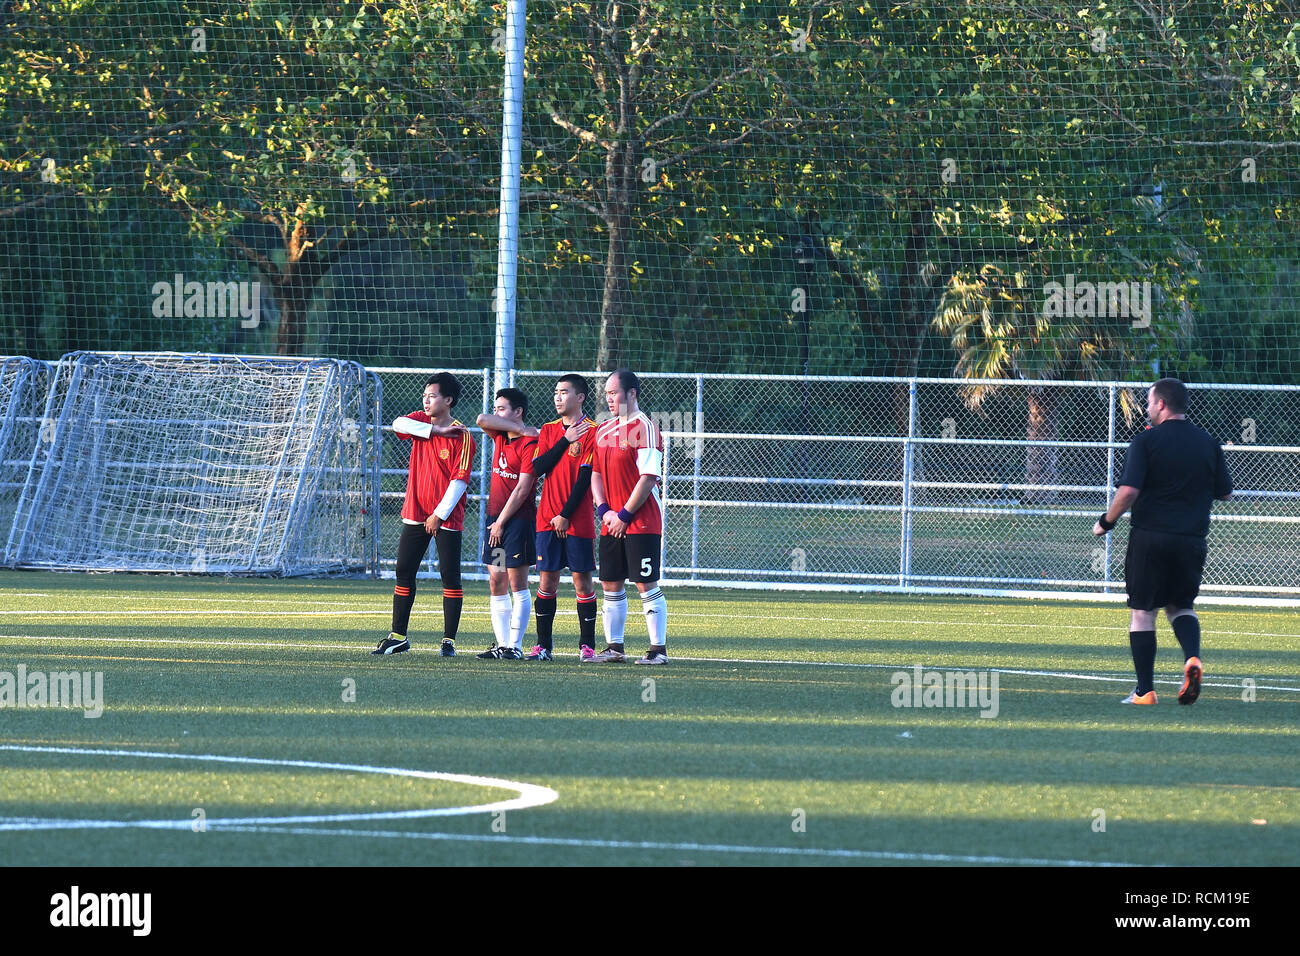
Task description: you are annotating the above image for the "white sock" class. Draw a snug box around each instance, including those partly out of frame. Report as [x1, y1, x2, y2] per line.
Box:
[640, 586, 667, 647]
[508, 588, 531, 649]
[489, 593, 511, 646]
[602, 588, 627, 646]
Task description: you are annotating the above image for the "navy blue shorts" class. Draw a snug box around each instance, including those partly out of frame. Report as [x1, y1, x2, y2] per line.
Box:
[481, 513, 537, 569]
[535, 530, 596, 573]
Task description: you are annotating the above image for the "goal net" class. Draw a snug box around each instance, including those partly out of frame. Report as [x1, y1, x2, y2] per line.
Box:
[4, 352, 381, 575]
[0, 357, 50, 537]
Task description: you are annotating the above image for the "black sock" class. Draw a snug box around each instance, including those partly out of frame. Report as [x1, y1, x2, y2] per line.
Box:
[392, 585, 415, 636]
[1129, 630, 1157, 694]
[535, 591, 557, 651]
[443, 591, 463, 642]
[1171, 614, 1200, 660]
[577, 593, 598, 650]
[392, 523, 432, 637]
[435, 530, 463, 643]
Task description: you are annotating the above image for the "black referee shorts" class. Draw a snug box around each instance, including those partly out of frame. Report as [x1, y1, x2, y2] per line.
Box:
[1124, 527, 1208, 611]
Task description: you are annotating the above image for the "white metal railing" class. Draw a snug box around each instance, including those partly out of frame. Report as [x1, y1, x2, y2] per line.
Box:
[367, 369, 1300, 604]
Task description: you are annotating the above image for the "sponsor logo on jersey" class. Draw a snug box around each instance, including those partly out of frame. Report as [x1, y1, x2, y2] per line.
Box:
[499, 453, 508, 469]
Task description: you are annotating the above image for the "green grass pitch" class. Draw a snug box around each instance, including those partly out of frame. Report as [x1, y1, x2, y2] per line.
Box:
[0, 569, 1296, 866]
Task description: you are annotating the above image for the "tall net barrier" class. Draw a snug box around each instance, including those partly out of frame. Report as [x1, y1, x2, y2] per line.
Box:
[2, 2, 1297, 382]
[4, 352, 381, 574]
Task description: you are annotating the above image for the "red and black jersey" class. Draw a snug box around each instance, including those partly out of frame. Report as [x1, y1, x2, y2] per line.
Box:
[592, 412, 663, 536]
[527, 417, 597, 537]
[486, 430, 538, 518]
[397, 411, 475, 530]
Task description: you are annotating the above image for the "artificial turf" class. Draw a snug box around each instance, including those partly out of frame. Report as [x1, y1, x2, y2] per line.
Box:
[0, 570, 1295, 866]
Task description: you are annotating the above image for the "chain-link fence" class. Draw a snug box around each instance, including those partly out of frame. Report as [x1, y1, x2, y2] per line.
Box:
[370, 369, 1300, 603]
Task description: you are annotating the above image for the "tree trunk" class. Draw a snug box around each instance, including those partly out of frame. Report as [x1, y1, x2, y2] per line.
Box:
[1024, 384, 1060, 504]
[274, 280, 309, 356]
[274, 222, 316, 356]
[597, 207, 629, 371]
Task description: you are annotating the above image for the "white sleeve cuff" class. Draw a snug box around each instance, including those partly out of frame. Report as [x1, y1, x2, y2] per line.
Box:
[636, 446, 663, 477]
[392, 416, 433, 439]
[433, 479, 468, 520]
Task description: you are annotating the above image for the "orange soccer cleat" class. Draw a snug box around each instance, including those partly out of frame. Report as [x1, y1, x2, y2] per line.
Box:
[1179, 656, 1203, 706]
[1122, 689, 1158, 705]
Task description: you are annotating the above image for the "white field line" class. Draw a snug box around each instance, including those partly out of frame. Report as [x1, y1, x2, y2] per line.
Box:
[0, 633, 1296, 693]
[212, 824, 1145, 867]
[671, 655, 1300, 694]
[0, 744, 557, 831]
[2, 604, 1298, 643]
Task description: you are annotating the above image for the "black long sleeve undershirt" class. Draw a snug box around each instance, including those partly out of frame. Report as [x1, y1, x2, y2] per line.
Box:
[531, 436, 570, 477]
[560, 466, 592, 520]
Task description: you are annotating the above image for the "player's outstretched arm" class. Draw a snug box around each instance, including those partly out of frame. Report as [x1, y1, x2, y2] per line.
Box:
[476, 413, 540, 438]
[392, 415, 432, 440]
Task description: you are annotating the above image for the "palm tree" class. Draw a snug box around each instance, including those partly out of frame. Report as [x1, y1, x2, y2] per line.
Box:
[932, 264, 1144, 503]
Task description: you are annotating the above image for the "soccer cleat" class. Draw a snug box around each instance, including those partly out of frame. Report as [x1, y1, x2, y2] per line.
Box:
[477, 644, 505, 659]
[585, 645, 627, 663]
[371, 634, 410, 655]
[499, 646, 524, 660]
[635, 648, 668, 665]
[579, 645, 595, 662]
[525, 645, 554, 661]
[1121, 689, 1158, 705]
[440, 639, 456, 657]
[1179, 656, 1203, 705]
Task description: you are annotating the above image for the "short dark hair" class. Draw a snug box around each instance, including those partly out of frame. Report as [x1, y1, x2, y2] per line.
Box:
[1151, 377, 1187, 414]
[609, 368, 639, 398]
[557, 373, 589, 401]
[424, 372, 461, 407]
[495, 387, 528, 417]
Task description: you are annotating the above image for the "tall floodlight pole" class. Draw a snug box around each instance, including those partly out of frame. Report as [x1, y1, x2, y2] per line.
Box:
[493, 0, 527, 394]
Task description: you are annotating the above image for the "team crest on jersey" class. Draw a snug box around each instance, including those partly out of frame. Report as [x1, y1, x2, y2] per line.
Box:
[439, 448, 450, 460]
[568, 443, 581, 458]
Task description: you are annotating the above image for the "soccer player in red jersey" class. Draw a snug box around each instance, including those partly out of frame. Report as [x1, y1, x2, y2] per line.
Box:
[520, 374, 598, 661]
[473, 388, 539, 660]
[588, 369, 668, 664]
[373, 372, 475, 657]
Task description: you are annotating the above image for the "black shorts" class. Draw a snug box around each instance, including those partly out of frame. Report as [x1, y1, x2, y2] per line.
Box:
[599, 533, 661, 583]
[536, 530, 596, 573]
[481, 513, 537, 570]
[1124, 527, 1208, 611]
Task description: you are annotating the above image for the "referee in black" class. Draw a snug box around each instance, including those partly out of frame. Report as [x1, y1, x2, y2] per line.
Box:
[1094, 378, 1233, 706]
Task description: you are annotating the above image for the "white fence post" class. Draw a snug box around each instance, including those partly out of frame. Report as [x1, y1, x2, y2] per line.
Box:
[899, 379, 918, 586]
[1104, 384, 1117, 593]
[691, 373, 703, 582]
[661, 416, 672, 585]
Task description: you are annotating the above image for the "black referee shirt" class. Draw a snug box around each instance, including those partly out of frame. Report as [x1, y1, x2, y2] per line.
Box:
[1117, 418, 1233, 537]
